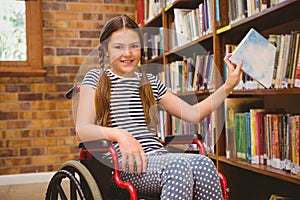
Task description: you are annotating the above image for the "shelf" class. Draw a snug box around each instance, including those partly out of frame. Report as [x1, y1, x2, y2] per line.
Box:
[229, 88, 300, 96]
[144, 12, 163, 28]
[176, 89, 214, 97]
[165, 34, 213, 59]
[217, 0, 300, 36]
[145, 54, 164, 64]
[165, 0, 202, 12]
[218, 156, 300, 185]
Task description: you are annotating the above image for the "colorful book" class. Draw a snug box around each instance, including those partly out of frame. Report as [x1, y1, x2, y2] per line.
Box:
[294, 41, 300, 88]
[235, 112, 247, 161]
[250, 108, 266, 164]
[255, 110, 267, 164]
[225, 107, 236, 160]
[229, 28, 276, 88]
[225, 98, 264, 160]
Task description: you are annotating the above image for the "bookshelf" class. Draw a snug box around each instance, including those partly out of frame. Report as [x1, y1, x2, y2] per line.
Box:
[140, 0, 300, 199]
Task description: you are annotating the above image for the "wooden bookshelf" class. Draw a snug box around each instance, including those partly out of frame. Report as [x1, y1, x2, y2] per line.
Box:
[218, 156, 300, 185]
[230, 88, 300, 96]
[141, 0, 300, 199]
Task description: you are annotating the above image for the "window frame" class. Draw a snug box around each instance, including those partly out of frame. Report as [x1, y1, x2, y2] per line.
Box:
[0, 0, 45, 76]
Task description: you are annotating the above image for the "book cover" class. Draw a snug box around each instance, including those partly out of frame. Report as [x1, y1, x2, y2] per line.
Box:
[229, 28, 276, 88]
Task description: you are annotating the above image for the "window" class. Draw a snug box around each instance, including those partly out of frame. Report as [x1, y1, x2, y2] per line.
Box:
[0, 0, 45, 76]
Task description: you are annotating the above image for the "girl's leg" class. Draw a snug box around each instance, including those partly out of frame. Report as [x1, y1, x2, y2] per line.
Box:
[117, 153, 194, 199]
[115, 153, 223, 200]
[184, 154, 223, 200]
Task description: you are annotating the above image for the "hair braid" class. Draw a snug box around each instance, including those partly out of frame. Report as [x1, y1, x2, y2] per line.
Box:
[139, 65, 159, 130]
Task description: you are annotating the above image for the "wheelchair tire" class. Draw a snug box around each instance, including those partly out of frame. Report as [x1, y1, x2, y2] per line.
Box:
[45, 160, 102, 200]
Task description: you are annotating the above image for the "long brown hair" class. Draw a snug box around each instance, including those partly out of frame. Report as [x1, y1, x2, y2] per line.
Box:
[95, 15, 158, 130]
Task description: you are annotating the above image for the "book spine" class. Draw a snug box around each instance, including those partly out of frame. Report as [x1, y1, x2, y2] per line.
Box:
[250, 109, 258, 164]
[269, 34, 280, 88]
[264, 114, 272, 166]
[271, 114, 281, 169]
[296, 116, 300, 175]
[294, 40, 300, 87]
[245, 112, 252, 163]
[236, 113, 247, 161]
[226, 107, 237, 160]
[256, 112, 266, 164]
[136, 0, 144, 27]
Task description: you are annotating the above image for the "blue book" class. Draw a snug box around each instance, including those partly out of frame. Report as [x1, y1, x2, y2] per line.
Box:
[229, 28, 276, 88]
[245, 112, 251, 163]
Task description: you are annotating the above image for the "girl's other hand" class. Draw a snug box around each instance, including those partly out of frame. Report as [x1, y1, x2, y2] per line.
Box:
[117, 129, 147, 175]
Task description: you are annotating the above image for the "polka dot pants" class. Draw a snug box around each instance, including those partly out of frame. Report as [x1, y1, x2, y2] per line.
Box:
[113, 152, 223, 200]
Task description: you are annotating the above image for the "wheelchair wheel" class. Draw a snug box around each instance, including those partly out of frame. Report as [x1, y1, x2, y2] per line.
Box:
[46, 160, 102, 200]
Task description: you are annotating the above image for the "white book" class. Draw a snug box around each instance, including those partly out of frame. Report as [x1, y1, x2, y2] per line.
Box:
[229, 28, 276, 88]
[173, 8, 192, 47]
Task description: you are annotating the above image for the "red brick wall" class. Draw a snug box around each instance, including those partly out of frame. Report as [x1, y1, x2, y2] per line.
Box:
[0, 0, 136, 175]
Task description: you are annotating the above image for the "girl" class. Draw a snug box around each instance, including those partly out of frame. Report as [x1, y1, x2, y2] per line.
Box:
[76, 15, 242, 200]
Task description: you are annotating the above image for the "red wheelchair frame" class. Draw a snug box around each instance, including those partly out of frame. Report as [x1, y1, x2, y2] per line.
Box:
[47, 85, 230, 199]
[79, 135, 229, 200]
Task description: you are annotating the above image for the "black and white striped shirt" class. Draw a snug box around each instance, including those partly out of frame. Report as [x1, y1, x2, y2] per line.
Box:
[81, 68, 168, 155]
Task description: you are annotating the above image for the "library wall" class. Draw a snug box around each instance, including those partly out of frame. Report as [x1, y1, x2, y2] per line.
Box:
[0, 0, 136, 175]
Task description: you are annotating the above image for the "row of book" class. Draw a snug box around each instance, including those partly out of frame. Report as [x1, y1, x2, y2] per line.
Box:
[144, 0, 164, 24]
[143, 27, 164, 60]
[270, 31, 300, 89]
[144, 0, 181, 24]
[225, 98, 300, 176]
[225, 30, 300, 89]
[227, 0, 287, 25]
[157, 109, 217, 154]
[157, 53, 215, 94]
[172, 0, 213, 48]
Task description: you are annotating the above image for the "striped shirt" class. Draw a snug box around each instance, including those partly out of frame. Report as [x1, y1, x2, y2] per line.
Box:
[81, 68, 168, 156]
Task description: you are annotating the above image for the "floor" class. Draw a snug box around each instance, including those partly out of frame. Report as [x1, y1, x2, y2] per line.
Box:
[0, 172, 55, 200]
[0, 182, 49, 200]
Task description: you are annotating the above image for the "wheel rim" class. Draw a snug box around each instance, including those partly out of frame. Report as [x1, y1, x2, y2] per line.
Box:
[46, 160, 102, 200]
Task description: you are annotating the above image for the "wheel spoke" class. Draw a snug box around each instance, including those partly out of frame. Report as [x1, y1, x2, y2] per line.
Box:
[57, 184, 68, 200]
[70, 173, 78, 200]
[46, 161, 103, 200]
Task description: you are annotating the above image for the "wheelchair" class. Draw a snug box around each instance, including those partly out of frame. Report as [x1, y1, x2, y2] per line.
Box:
[45, 85, 230, 200]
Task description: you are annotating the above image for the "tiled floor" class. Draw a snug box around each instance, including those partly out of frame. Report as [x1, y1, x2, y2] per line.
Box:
[0, 172, 54, 200]
[0, 182, 49, 200]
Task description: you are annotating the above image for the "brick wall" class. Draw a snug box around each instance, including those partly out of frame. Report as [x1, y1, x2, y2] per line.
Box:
[0, 0, 136, 175]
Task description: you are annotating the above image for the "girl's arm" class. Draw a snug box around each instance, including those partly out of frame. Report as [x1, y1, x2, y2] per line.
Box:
[75, 85, 119, 142]
[158, 54, 242, 123]
[76, 85, 147, 174]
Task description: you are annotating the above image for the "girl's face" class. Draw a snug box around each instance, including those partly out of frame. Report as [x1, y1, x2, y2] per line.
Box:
[105, 29, 141, 77]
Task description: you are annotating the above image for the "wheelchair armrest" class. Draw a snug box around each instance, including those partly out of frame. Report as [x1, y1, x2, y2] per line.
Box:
[164, 134, 206, 155]
[66, 84, 80, 99]
[79, 139, 112, 149]
[164, 134, 202, 143]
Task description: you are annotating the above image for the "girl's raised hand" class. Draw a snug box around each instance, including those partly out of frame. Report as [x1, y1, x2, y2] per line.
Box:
[223, 53, 243, 93]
